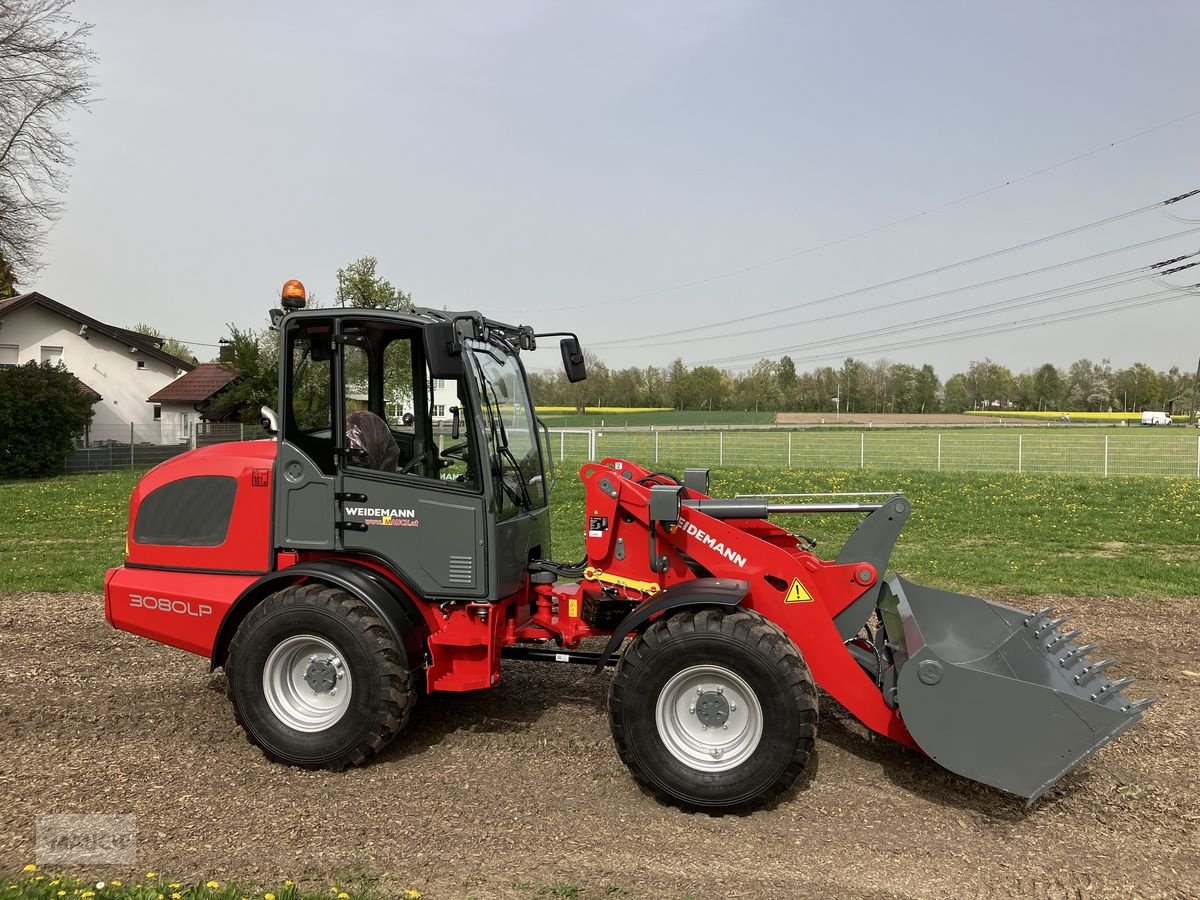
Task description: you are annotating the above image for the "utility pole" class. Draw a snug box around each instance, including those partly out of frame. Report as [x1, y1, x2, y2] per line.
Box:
[1191, 355, 1200, 423]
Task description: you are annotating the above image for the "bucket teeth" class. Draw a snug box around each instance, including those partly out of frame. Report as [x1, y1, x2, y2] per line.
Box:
[1046, 627, 1083, 650]
[1074, 658, 1116, 684]
[1035, 615, 1069, 637]
[1123, 697, 1156, 715]
[1024, 606, 1056, 629]
[1091, 675, 1136, 702]
[1059, 642, 1099, 666]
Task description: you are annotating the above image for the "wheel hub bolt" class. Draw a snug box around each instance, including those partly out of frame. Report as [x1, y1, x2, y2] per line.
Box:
[711, 748, 723, 759]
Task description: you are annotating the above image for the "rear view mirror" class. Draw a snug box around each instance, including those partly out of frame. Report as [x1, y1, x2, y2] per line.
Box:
[425, 322, 464, 379]
[561, 337, 587, 383]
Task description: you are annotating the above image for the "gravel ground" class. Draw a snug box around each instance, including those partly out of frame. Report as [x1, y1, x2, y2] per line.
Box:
[1, 592, 1198, 899]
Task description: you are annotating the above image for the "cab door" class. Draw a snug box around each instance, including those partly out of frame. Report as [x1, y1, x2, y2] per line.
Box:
[333, 316, 488, 600]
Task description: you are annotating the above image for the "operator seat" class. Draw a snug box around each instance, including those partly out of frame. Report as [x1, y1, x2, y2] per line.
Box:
[345, 410, 401, 472]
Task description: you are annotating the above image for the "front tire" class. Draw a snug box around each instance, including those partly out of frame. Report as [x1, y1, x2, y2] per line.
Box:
[608, 607, 818, 813]
[226, 583, 416, 769]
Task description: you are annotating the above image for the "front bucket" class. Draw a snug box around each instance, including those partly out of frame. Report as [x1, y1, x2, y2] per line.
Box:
[879, 576, 1153, 803]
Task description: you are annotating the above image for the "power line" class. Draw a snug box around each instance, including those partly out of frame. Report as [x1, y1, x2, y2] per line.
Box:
[591, 225, 1200, 350]
[517, 108, 1200, 315]
[691, 268, 1159, 367]
[580, 187, 1198, 348]
[710, 286, 1195, 370]
[695, 267, 1181, 366]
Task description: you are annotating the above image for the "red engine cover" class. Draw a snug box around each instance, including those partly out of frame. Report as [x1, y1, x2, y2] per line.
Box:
[107, 440, 277, 657]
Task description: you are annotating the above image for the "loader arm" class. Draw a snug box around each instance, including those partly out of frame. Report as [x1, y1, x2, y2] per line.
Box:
[579, 459, 917, 748]
[579, 458, 1154, 802]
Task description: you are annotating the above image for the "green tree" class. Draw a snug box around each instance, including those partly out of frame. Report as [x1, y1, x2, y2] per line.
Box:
[335, 256, 414, 310]
[885, 363, 918, 412]
[964, 359, 1016, 409]
[943, 373, 969, 412]
[1111, 362, 1160, 412]
[213, 325, 276, 425]
[0, 250, 16, 298]
[839, 358, 871, 413]
[913, 364, 940, 413]
[1066, 358, 1111, 411]
[776, 355, 798, 410]
[733, 359, 778, 411]
[691, 366, 730, 411]
[667, 358, 690, 410]
[1031, 363, 1065, 410]
[0, 361, 95, 476]
[130, 322, 197, 365]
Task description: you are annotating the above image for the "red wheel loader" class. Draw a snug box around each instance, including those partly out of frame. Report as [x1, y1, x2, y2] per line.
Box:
[105, 283, 1152, 811]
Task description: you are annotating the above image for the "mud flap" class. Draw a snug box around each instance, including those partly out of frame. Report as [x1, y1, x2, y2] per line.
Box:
[880, 576, 1153, 804]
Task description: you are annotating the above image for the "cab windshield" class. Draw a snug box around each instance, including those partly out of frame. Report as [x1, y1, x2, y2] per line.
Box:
[467, 340, 546, 515]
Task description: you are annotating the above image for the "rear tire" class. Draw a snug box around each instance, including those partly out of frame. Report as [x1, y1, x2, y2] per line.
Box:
[608, 607, 817, 813]
[226, 583, 416, 769]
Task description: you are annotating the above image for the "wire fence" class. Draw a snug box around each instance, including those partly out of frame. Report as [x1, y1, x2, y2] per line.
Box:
[548, 427, 1200, 478]
[68, 423, 269, 474]
[65, 423, 1200, 478]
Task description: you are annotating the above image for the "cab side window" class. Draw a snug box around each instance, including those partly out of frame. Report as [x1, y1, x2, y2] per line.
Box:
[339, 325, 476, 488]
[285, 321, 335, 475]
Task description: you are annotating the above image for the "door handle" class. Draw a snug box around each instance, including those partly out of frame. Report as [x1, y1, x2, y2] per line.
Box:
[336, 492, 368, 502]
[336, 521, 369, 533]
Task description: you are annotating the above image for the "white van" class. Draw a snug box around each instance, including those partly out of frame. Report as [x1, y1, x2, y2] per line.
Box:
[1140, 411, 1172, 426]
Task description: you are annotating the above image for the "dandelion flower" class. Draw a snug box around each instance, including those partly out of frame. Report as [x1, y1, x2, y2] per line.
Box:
[403, 891, 422, 900]
[338, 893, 350, 900]
[172, 893, 182, 900]
[284, 882, 294, 889]
[207, 881, 221, 890]
[147, 873, 157, 879]
[111, 881, 122, 887]
[23, 865, 37, 873]
[265, 894, 276, 900]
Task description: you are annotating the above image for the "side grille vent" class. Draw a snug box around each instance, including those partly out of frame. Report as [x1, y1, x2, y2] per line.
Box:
[448, 555, 474, 585]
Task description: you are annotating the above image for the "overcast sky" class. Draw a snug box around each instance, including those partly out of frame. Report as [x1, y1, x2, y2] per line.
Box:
[35, 1, 1200, 377]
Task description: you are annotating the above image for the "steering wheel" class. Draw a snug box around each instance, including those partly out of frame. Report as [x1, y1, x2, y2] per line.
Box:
[441, 442, 470, 462]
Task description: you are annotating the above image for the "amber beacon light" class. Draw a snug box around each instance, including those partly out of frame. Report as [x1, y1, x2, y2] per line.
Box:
[280, 279, 307, 310]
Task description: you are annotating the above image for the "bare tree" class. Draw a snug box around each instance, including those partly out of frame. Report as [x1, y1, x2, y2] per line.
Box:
[0, 0, 94, 287]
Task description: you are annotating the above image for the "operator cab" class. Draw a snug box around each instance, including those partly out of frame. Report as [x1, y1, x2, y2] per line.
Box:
[269, 297, 583, 605]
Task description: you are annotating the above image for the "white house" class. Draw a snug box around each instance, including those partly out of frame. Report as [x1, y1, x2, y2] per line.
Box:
[0, 292, 194, 442]
[146, 362, 239, 435]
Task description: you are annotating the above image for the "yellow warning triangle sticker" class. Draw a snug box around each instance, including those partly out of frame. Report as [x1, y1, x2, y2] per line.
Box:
[784, 578, 813, 603]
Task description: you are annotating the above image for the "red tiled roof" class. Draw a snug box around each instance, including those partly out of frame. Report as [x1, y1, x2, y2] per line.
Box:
[147, 363, 237, 403]
[72, 375, 102, 401]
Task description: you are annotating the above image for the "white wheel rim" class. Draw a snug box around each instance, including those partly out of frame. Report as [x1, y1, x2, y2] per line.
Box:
[262, 634, 352, 732]
[655, 664, 763, 772]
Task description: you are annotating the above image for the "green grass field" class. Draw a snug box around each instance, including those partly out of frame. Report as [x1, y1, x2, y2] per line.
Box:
[554, 426, 1200, 478]
[5, 462, 1192, 598]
